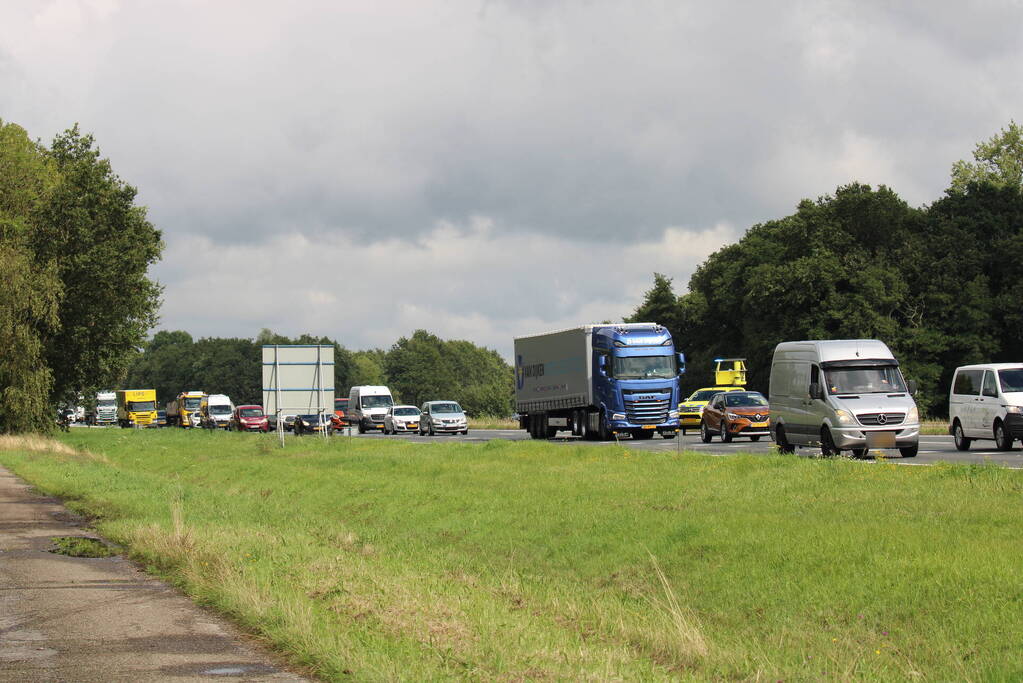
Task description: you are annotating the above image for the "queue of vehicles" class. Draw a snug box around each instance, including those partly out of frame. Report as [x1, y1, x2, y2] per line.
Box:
[78, 328, 1021, 458]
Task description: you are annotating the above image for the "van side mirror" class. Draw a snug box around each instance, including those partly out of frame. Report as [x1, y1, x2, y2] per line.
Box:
[677, 352, 686, 375]
[907, 379, 918, 396]
[808, 383, 824, 400]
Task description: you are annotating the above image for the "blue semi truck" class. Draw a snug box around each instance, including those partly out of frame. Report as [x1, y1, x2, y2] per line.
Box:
[514, 323, 685, 440]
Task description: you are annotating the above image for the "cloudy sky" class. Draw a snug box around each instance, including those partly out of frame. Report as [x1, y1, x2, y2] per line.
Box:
[2, 1, 1021, 358]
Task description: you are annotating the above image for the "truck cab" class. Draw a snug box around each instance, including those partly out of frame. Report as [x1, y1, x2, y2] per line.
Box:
[116, 389, 158, 428]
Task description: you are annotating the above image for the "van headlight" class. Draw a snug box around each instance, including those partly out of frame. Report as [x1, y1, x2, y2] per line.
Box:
[835, 409, 857, 426]
[1004, 405, 1023, 414]
[906, 405, 919, 423]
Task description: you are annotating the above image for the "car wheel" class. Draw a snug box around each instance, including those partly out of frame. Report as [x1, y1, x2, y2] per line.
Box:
[900, 444, 919, 458]
[429, 423, 435, 436]
[953, 421, 971, 451]
[720, 420, 732, 443]
[700, 420, 712, 443]
[994, 421, 1013, 450]
[750, 435, 761, 442]
[820, 427, 838, 457]
[775, 425, 795, 454]
[462, 429, 469, 435]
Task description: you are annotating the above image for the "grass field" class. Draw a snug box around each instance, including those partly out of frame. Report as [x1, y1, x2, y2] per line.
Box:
[2, 430, 1021, 681]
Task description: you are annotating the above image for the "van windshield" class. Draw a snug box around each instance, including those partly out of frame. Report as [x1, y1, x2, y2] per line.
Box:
[998, 369, 1023, 393]
[361, 395, 393, 409]
[825, 366, 906, 394]
[613, 355, 676, 379]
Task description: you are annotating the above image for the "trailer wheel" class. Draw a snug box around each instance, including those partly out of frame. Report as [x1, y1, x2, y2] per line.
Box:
[579, 412, 591, 440]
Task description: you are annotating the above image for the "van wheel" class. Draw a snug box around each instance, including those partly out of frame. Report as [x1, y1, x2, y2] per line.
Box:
[775, 425, 795, 454]
[358, 421, 365, 435]
[700, 420, 712, 443]
[851, 448, 868, 458]
[994, 421, 1013, 451]
[953, 420, 972, 451]
[900, 444, 918, 458]
[820, 427, 839, 457]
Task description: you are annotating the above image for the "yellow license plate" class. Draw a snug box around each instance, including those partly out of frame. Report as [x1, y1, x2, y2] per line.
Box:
[642, 424, 656, 429]
[408, 423, 418, 428]
[751, 422, 768, 428]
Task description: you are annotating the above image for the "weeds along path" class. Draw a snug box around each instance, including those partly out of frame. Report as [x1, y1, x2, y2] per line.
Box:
[3, 429, 1023, 681]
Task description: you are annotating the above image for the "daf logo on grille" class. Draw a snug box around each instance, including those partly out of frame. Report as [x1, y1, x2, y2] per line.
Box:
[638, 395, 656, 400]
[876, 413, 888, 425]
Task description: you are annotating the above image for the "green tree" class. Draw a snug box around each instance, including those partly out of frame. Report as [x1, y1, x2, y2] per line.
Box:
[950, 121, 1023, 193]
[33, 125, 163, 405]
[627, 273, 683, 343]
[0, 121, 61, 432]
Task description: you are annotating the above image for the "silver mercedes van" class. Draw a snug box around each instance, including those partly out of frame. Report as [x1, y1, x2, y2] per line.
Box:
[769, 339, 919, 457]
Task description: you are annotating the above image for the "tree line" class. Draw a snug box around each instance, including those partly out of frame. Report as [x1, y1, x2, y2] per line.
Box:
[629, 122, 1023, 416]
[122, 328, 514, 416]
[0, 121, 162, 432]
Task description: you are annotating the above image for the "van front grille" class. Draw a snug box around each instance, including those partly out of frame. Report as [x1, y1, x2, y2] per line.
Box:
[857, 412, 905, 426]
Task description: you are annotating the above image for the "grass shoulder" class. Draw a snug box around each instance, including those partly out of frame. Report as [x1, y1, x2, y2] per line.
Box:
[1, 429, 1021, 681]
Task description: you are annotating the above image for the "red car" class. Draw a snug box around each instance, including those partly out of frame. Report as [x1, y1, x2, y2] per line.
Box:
[331, 397, 349, 430]
[232, 405, 269, 432]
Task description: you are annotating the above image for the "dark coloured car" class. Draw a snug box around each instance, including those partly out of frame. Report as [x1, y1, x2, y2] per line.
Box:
[294, 413, 333, 436]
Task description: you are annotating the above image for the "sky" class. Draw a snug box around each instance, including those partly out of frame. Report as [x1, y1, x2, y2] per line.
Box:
[2, 0, 1021, 359]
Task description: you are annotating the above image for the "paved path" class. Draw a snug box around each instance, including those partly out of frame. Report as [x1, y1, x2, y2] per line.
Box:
[0, 466, 307, 683]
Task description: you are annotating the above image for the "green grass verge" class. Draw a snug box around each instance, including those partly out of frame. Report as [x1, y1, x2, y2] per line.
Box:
[2, 430, 1021, 680]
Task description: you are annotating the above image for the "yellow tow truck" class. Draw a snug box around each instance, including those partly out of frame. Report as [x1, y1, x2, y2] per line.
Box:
[678, 358, 748, 434]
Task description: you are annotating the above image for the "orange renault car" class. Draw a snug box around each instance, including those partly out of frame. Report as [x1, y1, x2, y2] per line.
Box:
[699, 390, 770, 443]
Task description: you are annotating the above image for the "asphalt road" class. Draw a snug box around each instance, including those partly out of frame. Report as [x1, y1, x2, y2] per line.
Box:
[339, 428, 1023, 468]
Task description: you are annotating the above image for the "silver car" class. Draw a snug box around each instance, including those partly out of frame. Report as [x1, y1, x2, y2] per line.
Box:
[419, 401, 468, 436]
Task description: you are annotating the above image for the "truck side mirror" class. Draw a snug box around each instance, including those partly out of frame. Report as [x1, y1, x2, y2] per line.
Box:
[907, 379, 918, 396]
[677, 353, 686, 375]
[598, 355, 608, 376]
[808, 383, 824, 400]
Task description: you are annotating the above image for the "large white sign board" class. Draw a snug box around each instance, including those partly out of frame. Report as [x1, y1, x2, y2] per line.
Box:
[262, 345, 334, 416]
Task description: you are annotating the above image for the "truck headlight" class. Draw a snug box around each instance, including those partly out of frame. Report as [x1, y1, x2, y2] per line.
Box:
[906, 405, 919, 422]
[612, 413, 626, 421]
[668, 411, 679, 418]
[835, 409, 857, 425]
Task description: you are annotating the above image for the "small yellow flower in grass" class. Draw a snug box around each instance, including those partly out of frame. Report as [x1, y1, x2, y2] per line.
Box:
[875, 650, 881, 655]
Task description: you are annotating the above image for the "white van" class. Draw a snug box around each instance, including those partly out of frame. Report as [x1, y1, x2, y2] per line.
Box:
[948, 363, 1023, 451]
[202, 394, 234, 430]
[348, 386, 394, 433]
[769, 339, 919, 458]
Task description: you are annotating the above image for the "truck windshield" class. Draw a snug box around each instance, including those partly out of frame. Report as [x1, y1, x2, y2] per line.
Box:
[361, 395, 393, 409]
[184, 397, 203, 409]
[128, 401, 156, 411]
[613, 355, 675, 379]
[98, 400, 116, 408]
[824, 366, 906, 394]
[998, 369, 1023, 393]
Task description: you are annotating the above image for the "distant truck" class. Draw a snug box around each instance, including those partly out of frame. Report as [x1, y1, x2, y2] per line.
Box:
[201, 394, 234, 429]
[514, 323, 685, 441]
[88, 391, 118, 426]
[167, 391, 206, 428]
[116, 389, 158, 428]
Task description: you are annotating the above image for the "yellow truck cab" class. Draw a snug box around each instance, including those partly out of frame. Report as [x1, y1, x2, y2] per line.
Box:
[117, 389, 158, 428]
[678, 358, 748, 433]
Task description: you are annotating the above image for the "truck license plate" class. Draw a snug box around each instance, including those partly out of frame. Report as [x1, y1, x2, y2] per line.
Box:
[642, 424, 656, 429]
[866, 431, 897, 449]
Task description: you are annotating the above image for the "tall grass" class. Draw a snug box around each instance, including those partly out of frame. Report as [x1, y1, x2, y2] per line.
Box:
[2, 429, 1022, 680]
